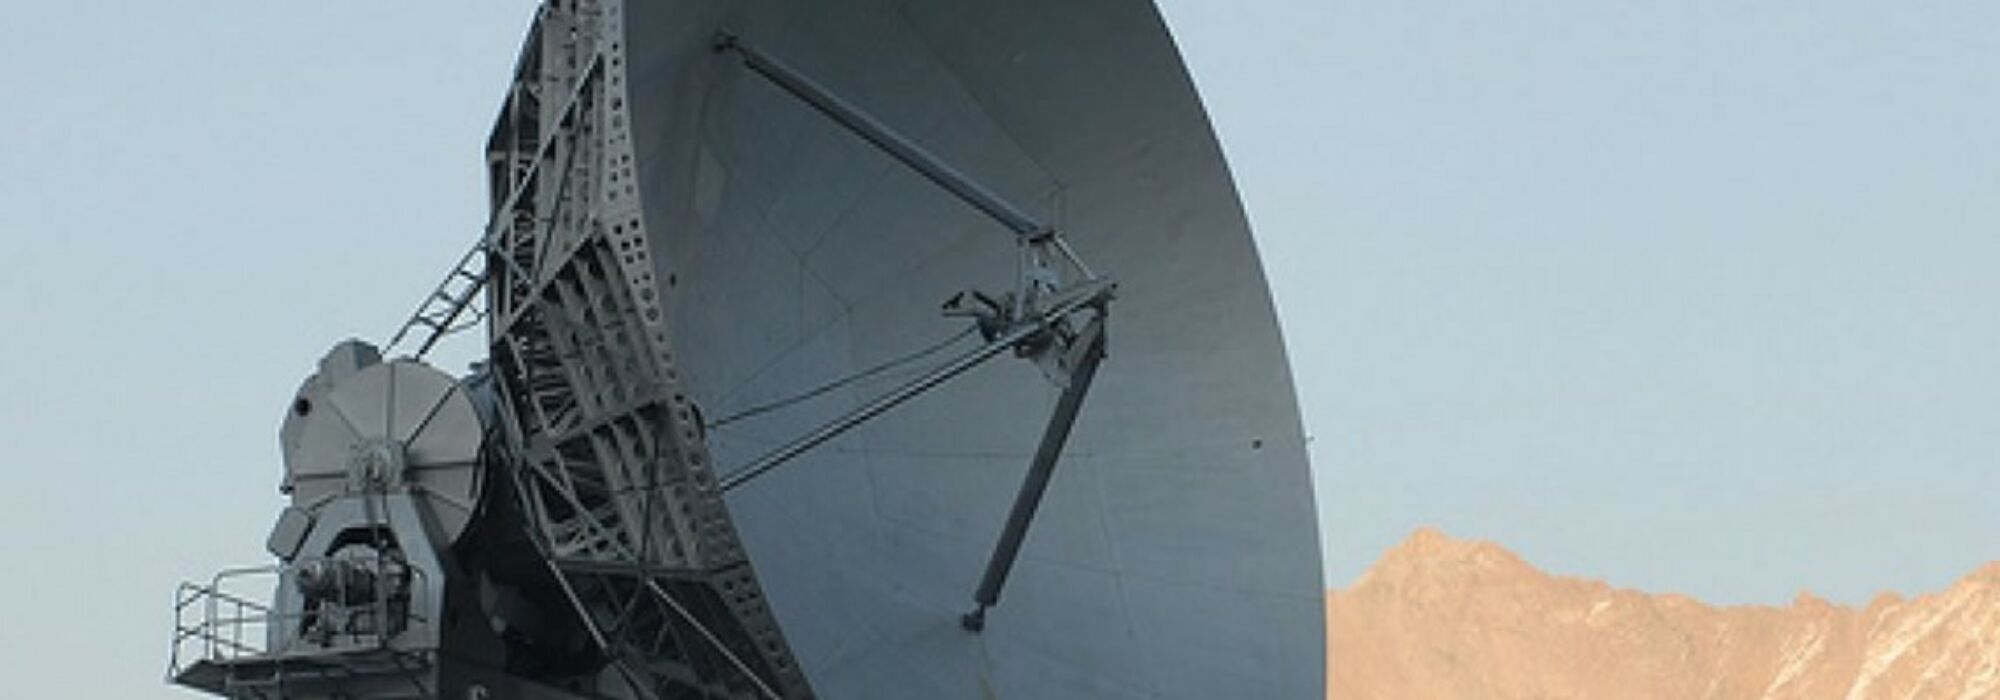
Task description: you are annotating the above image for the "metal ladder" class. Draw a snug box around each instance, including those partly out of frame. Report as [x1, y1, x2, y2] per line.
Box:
[386, 239, 488, 359]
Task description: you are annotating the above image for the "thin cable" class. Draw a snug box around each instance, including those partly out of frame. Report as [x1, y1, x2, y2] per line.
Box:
[706, 326, 976, 429]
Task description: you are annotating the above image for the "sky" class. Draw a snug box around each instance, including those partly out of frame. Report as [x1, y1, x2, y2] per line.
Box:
[1, 1, 1996, 697]
[1161, 0, 2000, 604]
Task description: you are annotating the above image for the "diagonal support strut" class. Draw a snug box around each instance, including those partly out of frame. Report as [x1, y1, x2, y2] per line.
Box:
[961, 315, 1105, 632]
[713, 30, 1117, 632]
[714, 32, 1048, 240]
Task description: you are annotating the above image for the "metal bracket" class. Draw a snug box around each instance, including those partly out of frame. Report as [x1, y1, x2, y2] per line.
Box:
[718, 279, 1113, 492]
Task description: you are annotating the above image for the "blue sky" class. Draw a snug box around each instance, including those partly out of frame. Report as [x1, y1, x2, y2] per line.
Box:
[1163, 0, 2000, 604]
[3, 1, 1997, 697]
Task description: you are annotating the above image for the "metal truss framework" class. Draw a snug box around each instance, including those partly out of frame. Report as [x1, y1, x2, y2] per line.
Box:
[481, 2, 810, 698]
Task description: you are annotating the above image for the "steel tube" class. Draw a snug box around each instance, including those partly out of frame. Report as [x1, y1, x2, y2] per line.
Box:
[717, 33, 1053, 239]
[965, 319, 1105, 629]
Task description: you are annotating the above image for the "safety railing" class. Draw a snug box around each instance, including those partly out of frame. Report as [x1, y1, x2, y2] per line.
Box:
[168, 558, 429, 681]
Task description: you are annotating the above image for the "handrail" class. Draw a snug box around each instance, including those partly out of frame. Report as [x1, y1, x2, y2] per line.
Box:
[167, 557, 431, 682]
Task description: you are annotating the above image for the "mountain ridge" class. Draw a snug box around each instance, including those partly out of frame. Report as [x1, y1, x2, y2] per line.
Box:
[1327, 529, 2000, 699]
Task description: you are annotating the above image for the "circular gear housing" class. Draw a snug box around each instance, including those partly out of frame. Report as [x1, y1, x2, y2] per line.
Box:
[279, 340, 487, 544]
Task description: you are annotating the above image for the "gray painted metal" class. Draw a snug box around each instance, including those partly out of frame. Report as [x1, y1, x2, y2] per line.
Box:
[279, 339, 485, 543]
[716, 278, 1114, 494]
[174, 343, 593, 700]
[171, 0, 1323, 697]
[614, 0, 1325, 697]
[713, 33, 1051, 241]
[966, 314, 1108, 631]
[481, 2, 810, 696]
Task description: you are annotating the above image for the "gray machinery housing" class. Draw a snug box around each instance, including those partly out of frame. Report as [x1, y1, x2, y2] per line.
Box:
[169, 0, 1322, 698]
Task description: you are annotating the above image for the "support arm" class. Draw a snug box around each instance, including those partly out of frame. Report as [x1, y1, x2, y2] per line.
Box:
[962, 314, 1106, 632]
[714, 32, 1051, 240]
[718, 281, 1113, 493]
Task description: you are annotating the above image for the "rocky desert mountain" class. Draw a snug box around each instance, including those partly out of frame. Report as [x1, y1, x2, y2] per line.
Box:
[1328, 529, 2000, 699]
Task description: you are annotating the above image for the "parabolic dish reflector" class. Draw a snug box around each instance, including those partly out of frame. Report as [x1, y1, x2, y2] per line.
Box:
[485, 0, 1322, 697]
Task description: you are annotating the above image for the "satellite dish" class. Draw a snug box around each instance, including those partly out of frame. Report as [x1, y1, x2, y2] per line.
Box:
[606, 1, 1322, 696]
[169, 1, 1320, 698]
